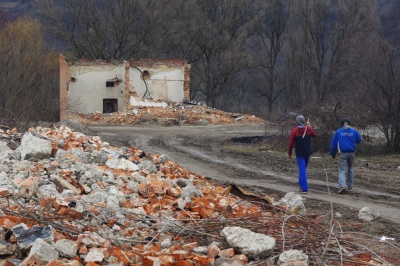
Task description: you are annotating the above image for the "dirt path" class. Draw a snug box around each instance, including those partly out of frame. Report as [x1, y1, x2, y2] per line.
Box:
[89, 123, 400, 231]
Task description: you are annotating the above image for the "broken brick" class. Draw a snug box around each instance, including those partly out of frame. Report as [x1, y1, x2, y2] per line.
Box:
[84, 262, 100, 266]
[219, 248, 235, 258]
[193, 255, 214, 265]
[170, 250, 190, 261]
[19, 253, 43, 266]
[182, 242, 198, 252]
[233, 254, 248, 264]
[170, 260, 193, 266]
[167, 186, 182, 198]
[58, 207, 69, 215]
[207, 245, 220, 258]
[45, 259, 61, 266]
[18, 177, 38, 198]
[142, 256, 158, 265]
[0, 217, 17, 229]
[0, 188, 11, 197]
[111, 247, 131, 265]
[79, 245, 88, 255]
[54, 197, 69, 210]
[40, 197, 54, 210]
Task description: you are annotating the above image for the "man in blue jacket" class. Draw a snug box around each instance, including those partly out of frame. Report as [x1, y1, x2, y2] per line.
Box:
[330, 118, 362, 194]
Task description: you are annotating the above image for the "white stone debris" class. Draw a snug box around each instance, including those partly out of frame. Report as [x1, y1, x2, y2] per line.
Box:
[220, 226, 276, 259]
[358, 207, 380, 221]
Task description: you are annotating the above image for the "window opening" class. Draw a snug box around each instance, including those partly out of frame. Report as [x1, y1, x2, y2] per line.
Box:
[103, 99, 118, 113]
[106, 81, 115, 87]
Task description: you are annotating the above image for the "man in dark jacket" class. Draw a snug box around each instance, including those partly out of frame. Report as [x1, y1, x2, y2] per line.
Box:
[288, 115, 317, 194]
[329, 118, 362, 194]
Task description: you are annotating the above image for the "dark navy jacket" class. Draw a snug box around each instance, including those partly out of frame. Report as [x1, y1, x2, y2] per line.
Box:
[288, 125, 317, 157]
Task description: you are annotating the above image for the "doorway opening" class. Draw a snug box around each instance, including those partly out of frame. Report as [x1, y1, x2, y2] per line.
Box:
[103, 99, 118, 113]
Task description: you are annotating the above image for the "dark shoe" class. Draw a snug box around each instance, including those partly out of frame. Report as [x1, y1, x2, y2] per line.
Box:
[338, 187, 347, 194]
[348, 187, 353, 191]
[299, 189, 308, 194]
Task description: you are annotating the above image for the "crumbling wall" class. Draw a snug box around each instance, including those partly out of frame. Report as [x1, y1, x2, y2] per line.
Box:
[68, 62, 126, 114]
[124, 60, 137, 112]
[60, 56, 190, 117]
[128, 59, 190, 104]
[184, 63, 191, 100]
[59, 54, 70, 121]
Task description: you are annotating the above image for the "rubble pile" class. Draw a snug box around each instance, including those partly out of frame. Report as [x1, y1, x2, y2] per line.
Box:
[0, 126, 395, 265]
[68, 102, 265, 126]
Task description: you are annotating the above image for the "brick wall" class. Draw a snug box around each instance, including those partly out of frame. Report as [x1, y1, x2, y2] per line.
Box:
[124, 60, 138, 111]
[59, 54, 70, 121]
[184, 64, 191, 100]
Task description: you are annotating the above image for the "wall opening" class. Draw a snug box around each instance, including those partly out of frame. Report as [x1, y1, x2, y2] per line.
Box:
[106, 81, 115, 87]
[103, 99, 118, 113]
[142, 70, 150, 80]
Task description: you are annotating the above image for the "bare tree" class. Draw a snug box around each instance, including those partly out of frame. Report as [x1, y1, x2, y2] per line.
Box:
[282, 0, 376, 111]
[39, 0, 259, 109]
[146, 0, 198, 60]
[38, 0, 160, 60]
[351, 30, 400, 151]
[0, 17, 58, 128]
[219, 69, 262, 114]
[176, 0, 257, 107]
[255, 0, 290, 114]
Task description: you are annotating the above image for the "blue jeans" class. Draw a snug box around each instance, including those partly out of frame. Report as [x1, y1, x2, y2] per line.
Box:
[296, 156, 309, 191]
[338, 152, 355, 188]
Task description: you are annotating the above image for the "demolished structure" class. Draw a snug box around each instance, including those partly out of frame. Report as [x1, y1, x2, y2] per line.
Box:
[59, 55, 190, 120]
[0, 125, 396, 265]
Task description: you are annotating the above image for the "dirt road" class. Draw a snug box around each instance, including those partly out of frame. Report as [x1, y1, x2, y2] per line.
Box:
[88, 123, 400, 241]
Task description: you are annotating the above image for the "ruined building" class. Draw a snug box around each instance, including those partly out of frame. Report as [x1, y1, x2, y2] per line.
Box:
[59, 55, 191, 120]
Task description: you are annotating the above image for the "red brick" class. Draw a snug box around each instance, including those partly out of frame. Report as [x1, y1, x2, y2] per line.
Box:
[158, 255, 174, 265]
[59, 54, 70, 120]
[207, 245, 220, 258]
[193, 255, 214, 265]
[233, 254, 248, 264]
[182, 242, 198, 251]
[40, 197, 54, 209]
[170, 250, 190, 261]
[0, 217, 16, 229]
[46, 259, 62, 266]
[167, 187, 182, 198]
[127, 253, 142, 264]
[219, 248, 235, 258]
[84, 262, 100, 266]
[169, 243, 182, 252]
[18, 177, 38, 198]
[0, 188, 11, 197]
[171, 261, 194, 266]
[79, 245, 88, 255]
[142, 256, 158, 266]
[58, 207, 69, 215]
[20, 254, 43, 266]
[111, 246, 131, 265]
[54, 197, 68, 210]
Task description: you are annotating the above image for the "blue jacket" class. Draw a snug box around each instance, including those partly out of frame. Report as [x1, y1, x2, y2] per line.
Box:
[330, 127, 362, 157]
